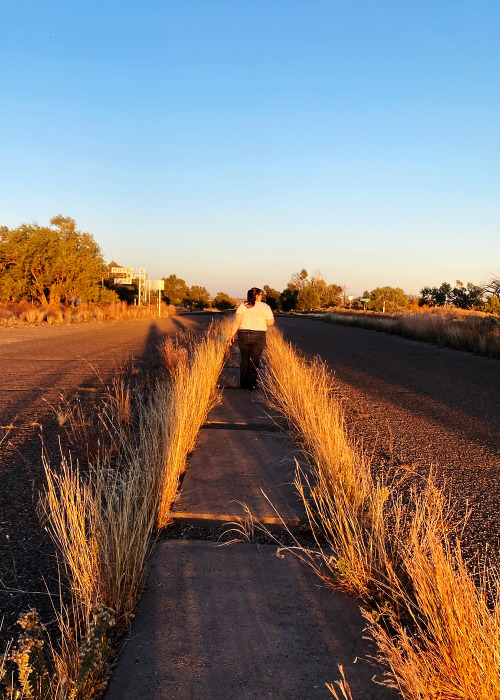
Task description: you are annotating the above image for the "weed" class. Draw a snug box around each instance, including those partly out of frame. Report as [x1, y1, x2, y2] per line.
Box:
[261, 330, 500, 699]
[0, 319, 230, 698]
[326, 665, 354, 700]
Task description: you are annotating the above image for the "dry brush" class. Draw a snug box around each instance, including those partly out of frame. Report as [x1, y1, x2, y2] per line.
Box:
[261, 329, 500, 699]
[1, 319, 230, 699]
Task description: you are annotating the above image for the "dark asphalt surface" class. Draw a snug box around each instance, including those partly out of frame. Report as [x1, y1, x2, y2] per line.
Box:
[276, 315, 500, 559]
[0, 313, 213, 652]
[1, 312, 499, 660]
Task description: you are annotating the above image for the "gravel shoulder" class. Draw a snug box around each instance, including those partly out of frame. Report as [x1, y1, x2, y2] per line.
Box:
[276, 316, 500, 560]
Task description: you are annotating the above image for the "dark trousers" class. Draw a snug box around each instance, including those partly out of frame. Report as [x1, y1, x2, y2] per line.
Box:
[237, 330, 266, 389]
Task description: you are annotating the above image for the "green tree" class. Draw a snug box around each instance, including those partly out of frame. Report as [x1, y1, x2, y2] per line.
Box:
[296, 285, 321, 311]
[451, 281, 484, 310]
[0, 216, 109, 305]
[213, 292, 236, 310]
[420, 281, 484, 309]
[162, 274, 189, 305]
[263, 285, 281, 311]
[321, 283, 343, 307]
[367, 286, 409, 312]
[183, 285, 210, 310]
[280, 288, 298, 311]
[420, 282, 453, 306]
[484, 296, 500, 314]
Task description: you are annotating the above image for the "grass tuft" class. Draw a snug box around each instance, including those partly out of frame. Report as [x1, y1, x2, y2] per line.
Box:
[1, 319, 229, 698]
[261, 329, 500, 699]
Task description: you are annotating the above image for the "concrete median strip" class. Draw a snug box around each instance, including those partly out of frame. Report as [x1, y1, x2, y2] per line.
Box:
[105, 369, 398, 700]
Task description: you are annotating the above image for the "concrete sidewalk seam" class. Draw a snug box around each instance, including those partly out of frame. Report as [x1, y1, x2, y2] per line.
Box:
[172, 511, 302, 527]
[201, 420, 282, 432]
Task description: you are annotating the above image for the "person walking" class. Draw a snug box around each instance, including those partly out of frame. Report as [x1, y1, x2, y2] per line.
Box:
[228, 287, 274, 390]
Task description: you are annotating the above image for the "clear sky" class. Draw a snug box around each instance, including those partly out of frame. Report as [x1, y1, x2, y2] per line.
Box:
[1, 0, 499, 297]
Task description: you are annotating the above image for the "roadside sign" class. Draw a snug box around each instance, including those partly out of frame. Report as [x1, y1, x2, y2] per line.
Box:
[348, 295, 354, 301]
[148, 279, 165, 291]
[111, 267, 135, 275]
[114, 277, 134, 285]
[360, 298, 370, 302]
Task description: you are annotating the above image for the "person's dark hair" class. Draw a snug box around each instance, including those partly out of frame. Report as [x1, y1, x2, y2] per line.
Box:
[245, 287, 262, 308]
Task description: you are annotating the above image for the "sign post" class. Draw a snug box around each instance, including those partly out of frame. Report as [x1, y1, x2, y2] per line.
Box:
[148, 280, 165, 317]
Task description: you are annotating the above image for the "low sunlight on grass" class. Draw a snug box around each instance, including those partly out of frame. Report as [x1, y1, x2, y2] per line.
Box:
[0, 301, 176, 327]
[323, 307, 500, 358]
[1, 319, 229, 699]
[262, 329, 500, 699]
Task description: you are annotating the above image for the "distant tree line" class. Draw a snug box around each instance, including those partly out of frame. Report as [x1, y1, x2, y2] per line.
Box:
[261, 269, 344, 312]
[419, 281, 486, 310]
[1, 217, 498, 315]
[160, 275, 237, 310]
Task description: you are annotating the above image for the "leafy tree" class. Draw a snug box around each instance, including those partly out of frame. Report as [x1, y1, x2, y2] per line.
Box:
[321, 283, 343, 307]
[296, 285, 321, 311]
[0, 216, 110, 305]
[280, 288, 298, 311]
[420, 281, 484, 309]
[162, 274, 189, 305]
[484, 295, 500, 315]
[367, 286, 409, 312]
[288, 268, 309, 291]
[183, 285, 210, 310]
[213, 292, 236, 310]
[451, 281, 484, 310]
[420, 282, 453, 306]
[263, 285, 281, 311]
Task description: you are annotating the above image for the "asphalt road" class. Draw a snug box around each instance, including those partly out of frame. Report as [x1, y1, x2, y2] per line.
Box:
[1, 312, 499, 654]
[0, 313, 213, 651]
[276, 315, 500, 558]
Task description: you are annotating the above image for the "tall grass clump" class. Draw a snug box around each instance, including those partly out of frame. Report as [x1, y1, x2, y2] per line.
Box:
[1, 320, 229, 699]
[157, 320, 231, 527]
[261, 330, 407, 600]
[262, 330, 500, 699]
[367, 531, 500, 699]
[323, 307, 500, 358]
[32, 379, 172, 698]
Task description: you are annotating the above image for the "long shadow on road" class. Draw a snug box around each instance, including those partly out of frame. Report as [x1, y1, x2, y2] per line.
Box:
[0, 316, 212, 654]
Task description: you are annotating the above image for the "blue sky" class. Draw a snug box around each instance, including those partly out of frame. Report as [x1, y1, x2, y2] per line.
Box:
[1, 0, 499, 296]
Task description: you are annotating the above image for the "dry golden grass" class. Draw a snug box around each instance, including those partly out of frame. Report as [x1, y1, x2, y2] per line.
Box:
[0, 301, 176, 327]
[157, 321, 230, 527]
[324, 307, 500, 358]
[261, 330, 406, 599]
[262, 329, 500, 699]
[326, 665, 354, 700]
[37, 380, 170, 698]
[367, 536, 500, 700]
[0, 319, 229, 698]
